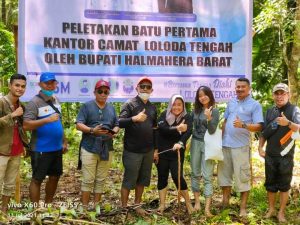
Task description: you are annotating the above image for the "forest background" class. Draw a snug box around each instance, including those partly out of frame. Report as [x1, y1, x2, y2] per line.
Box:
[1, 0, 300, 224]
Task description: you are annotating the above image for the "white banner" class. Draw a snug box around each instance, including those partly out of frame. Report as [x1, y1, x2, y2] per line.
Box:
[18, 0, 252, 102]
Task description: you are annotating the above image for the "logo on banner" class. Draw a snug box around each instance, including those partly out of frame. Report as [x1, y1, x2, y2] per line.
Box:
[107, 79, 119, 94]
[79, 79, 91, 94]
[123, 79, 134, 94]
[28, 79, 39, 88]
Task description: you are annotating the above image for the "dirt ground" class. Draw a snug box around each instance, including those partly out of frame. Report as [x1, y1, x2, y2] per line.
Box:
[4, 144, 300, 224]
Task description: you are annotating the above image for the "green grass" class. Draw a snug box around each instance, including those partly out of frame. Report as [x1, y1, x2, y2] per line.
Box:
[12, 135, 300, 224]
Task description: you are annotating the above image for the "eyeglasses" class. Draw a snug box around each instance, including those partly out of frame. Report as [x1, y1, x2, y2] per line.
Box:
[139, 84, 152, 90]
[96, 89, 110, 95]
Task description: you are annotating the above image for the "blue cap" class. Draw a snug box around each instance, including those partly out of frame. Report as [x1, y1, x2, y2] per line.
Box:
[40, 72, 57, 83]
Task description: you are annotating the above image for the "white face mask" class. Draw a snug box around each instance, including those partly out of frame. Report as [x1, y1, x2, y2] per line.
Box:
[138, 92, 150, 101]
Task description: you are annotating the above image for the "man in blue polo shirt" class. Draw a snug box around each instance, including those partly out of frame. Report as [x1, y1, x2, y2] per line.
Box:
[23, 72, 67, 207]
[76, 80, 119, 209]
[217, 77, 263, 216]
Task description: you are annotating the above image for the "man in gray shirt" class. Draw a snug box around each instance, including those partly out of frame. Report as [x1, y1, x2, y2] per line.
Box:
[23, 73, 67, 207]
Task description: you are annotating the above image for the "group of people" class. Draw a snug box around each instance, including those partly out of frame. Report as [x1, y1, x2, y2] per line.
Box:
[0, 73, 67, 213]
[0, 73, 299, 223]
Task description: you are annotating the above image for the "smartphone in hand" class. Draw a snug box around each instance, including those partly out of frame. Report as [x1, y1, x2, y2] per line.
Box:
[100, 126, 116, 134]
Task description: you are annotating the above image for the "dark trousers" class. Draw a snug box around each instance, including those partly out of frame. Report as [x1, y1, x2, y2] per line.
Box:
[156, 157, 187, 190]
[265, 154, 294, 192]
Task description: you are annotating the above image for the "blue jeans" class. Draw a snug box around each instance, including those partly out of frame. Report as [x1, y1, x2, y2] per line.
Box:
[190, 138, 215, 197]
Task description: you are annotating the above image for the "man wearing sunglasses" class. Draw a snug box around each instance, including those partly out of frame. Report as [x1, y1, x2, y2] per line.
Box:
[23, 72, 68, 207]
[76, 80, 119, 210]
[119, 76, 157, 216]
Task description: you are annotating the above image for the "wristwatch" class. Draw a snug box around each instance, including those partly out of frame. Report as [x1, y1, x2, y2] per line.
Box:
[89, 128, 94, 134]
[242, 122, 247, 129]
[288, 121, 292, 127]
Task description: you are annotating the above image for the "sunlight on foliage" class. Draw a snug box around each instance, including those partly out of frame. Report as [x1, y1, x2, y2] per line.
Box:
[0, 23, 16, 94]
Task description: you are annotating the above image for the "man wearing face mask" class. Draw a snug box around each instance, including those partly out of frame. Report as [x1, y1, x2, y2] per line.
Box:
[23, 72, 68, 207]
[119, 76, 157, 216]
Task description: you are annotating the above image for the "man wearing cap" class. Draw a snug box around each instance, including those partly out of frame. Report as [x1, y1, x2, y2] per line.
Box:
[119, 76, 157, 215]
[23, 72, 68, 207]
[258, 83, 300, 223]
[0, 74, 28, 213]
[76, 80, 119, 209]
[217, 77, 263, 216]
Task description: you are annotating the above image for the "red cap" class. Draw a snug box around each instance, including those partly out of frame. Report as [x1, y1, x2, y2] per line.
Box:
[137, 76, 152, 86]
[95, 80, 110, 90]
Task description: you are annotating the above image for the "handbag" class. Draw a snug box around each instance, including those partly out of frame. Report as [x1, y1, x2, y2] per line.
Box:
[204, 127, 223, 161]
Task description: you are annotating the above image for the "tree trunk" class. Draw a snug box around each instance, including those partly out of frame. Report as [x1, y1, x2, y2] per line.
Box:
[288, 0, 300, 104]
[1, 0, 6, 24]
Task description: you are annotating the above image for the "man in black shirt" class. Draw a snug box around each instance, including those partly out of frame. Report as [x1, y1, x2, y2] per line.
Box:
[258, 83, 300, 223]
[119, 77, 157, 215]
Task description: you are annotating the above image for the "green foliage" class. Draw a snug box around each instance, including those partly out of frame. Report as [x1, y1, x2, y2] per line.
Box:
[63, 127, 81, 149]
[210, 209, 233, 223]
[20, 157, 32, 181]
[248, 185, 268, 216]
[1, 0, 19, 30]
[132, 219, 150, 225]
[0, 22, 16, 93]
[60, 102, 81, 128]
[103, 203, 112, 213]
[254, 0, 294, 33]
[2, 1, 300, 224]
[60, 206, 77, 217]
[252, 0, 298, 107]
